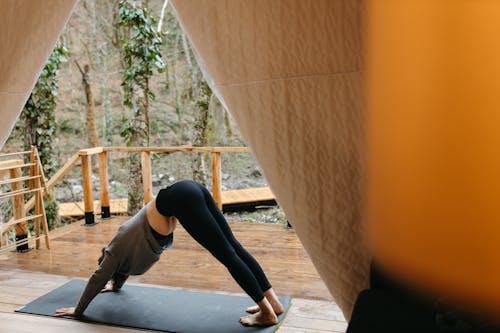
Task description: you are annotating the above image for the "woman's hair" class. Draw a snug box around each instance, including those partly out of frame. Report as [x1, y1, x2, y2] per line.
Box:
[97, 247, 128, 291]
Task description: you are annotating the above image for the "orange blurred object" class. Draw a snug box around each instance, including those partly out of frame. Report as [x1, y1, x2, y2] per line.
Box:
[365, 0, 500, 314]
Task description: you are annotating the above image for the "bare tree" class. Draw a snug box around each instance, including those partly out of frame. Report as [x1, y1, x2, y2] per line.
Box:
[75, 61, 99, 147]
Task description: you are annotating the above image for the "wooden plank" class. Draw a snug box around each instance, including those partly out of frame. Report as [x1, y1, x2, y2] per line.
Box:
[0, 150, 31, 158]
[0, 216, 332, 302]
[46, 153, 80, 190]
[211, 152, 222, 209]
[287, 299, 345, 322]
[0, 162, 35, 172]
[211, 147, 249, 153]
[0, 187, 40, 200]
[58, 198, 128, 217]
[0, 235, 46, 253]
[2, 214, 43, 229]
[222, 187, 276, 205]
[0, 175, 41, 186]
[105, 146, 194, 153]
[281, 316, 347, 332]
[0, 302, 18, 312]
[141, 152, 153, 204]
[78, 147, 104, 156]
[58, 188, 276, 217]
[80, 155, 94, 214]
[4, 152, 81, 236]
[97, 152, 110, 208]
[35, 166, 50, 250]
[278, 327, 345, 333]
[9, 167, 27, 238]
[0, 313, 162, 333]
[103, 146, 249, 154]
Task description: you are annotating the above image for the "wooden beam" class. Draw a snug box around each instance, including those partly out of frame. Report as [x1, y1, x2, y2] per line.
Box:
[0, 175, 41, 186]
[9, 166, 28, 251]
[0, 234, 44, 253]
[0, 312, 154, 333]
[210, 147, 249, 153]
[46, 153, 80, 190]
[78, 147, 104, 156]
[141, 152, 153, 205]
[1, 214, 43, 229]
[33, 147, 50, 249]
[0, 162, 34, 173]
[97, 152, 110, 218]
[2, 152, 80, 233]
[0, 150, 31, 158]
[0, 187, 40, 200]
[104, 146, 193, 153]
[81, 154, 95, 225]
[103, 146, 249, 154]
[0, 159, 23, 179]
[211, 152, 222, 209]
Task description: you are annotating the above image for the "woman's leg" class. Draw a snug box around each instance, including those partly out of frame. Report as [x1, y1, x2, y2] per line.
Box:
[163, 181, 278, 326]
[198, 184, 271, 289]
[197, 183, 284, 315]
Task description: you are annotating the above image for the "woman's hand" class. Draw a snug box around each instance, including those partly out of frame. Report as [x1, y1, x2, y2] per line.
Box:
[100, 281, 114, 293]
[55, 307, 77, 317]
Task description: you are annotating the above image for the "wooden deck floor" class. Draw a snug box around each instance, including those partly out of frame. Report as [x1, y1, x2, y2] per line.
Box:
[0, 216, 347, 332]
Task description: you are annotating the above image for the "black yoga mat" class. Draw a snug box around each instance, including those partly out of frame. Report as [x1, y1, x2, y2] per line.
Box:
[17, 279, 291, 333]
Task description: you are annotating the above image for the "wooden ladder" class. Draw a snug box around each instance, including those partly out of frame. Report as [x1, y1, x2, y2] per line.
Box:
[0, 147, 50, 252]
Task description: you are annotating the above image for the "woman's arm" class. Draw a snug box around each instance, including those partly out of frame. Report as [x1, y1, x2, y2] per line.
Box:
[55, 251, 118, 317]
[100, 272, 130, 292]
[111, 272, 129, 291]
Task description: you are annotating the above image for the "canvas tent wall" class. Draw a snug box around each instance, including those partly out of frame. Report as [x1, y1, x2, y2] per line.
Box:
[169, 0, 370, 317]
[0, 0, 369, 319]
[8, 0, 499, 321]
[0, 0, 78, 150]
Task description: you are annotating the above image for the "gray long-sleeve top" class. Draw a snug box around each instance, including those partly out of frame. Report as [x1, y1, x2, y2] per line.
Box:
[74, 207, 172, 315]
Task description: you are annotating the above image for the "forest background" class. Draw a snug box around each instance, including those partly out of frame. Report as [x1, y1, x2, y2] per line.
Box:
[1, 0, 286, 231]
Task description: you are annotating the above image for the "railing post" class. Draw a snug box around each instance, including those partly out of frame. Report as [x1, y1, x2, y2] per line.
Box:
[141, 151, 153, 205]
[30, 147, 40, 249]
[32, 147, 50, 249]
[211, 151, 222, 210]
[98, 151, 111, 218]
[9, 166, 28, 252]
[81, 154, 96, 226]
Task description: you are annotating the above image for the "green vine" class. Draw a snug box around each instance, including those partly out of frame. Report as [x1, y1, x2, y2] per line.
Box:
[118, 1, 165, 214]
[21, 43, 69, 229]
[118, 0, 165, 146]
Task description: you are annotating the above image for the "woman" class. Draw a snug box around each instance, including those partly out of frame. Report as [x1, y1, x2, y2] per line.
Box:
[55, 180, 283, 326]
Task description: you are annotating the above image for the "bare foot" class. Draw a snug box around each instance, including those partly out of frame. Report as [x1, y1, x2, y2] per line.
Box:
[246, 301, 283, 315]
[246, 289, 284, 315]
[245, 305, 260, 314]
[239, 311, 278, 327]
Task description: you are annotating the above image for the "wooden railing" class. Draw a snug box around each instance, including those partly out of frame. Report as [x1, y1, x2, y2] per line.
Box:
[71, 146, 248, 225]
[2, 146, 250, 241]
[0, 147, 51, 252]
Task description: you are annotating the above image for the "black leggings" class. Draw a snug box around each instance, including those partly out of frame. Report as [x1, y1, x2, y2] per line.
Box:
[155, 180, 272, 303]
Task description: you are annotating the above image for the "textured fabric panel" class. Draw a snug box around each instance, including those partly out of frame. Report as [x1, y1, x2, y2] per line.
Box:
[170, 0, 369, 319]
[0, 0, 77, 150]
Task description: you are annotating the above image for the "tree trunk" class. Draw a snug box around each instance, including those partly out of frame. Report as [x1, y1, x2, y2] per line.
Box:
[127, 84, 149, 215]
[23, 110, 36, 151]
[224, 109, 233, 140]
[127, 152, 143, 215]
[79, 63, 100, 147]
[191, 81, 214, 185]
